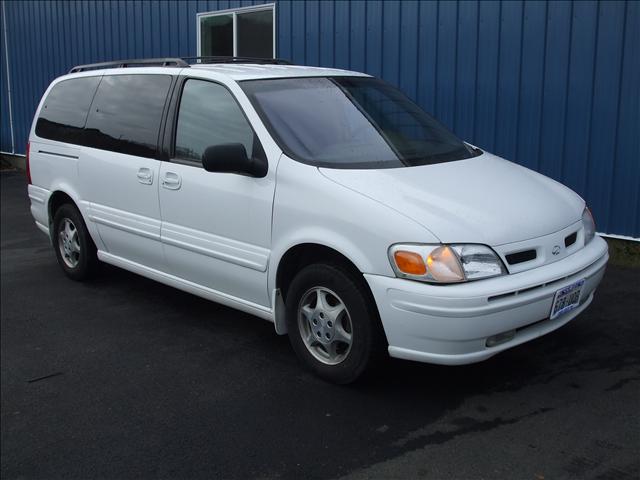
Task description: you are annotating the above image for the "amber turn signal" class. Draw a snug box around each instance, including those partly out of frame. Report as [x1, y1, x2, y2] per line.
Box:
[393, 250, 427, 275]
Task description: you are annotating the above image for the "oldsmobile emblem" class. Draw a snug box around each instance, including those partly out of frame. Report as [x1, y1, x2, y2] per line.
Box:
[552, 245, 561, 256]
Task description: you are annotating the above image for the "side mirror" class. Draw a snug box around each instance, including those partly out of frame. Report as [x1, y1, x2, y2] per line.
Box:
[201, 143, 267, 177]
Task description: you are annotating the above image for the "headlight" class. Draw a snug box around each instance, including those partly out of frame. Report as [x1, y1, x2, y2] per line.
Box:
[582, 207, 596, 245]
[388, 243, 507, 283]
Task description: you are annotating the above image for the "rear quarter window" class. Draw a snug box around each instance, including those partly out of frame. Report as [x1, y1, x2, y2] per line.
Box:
[83, 74, 172, 158]
[35, 76, 101, 144]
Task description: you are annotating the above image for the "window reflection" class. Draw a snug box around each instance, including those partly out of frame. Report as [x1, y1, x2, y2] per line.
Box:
[83, 75, 172, 158]
[36, 77, 101, 143]
[175, 80, 254, 164]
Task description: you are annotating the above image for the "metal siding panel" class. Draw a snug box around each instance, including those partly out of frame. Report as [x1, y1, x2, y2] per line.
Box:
[471, 1, 500, 150]
[495, 0, 523, 160]
[455, 0, 479, 141]
[435, 0, 457, 129]
[539, 0, 572, 181]
[399, 0, 418, 101]
[305, 0, 319, 66]
[365, 0, 382, 77]
[103, 1, 113, 62]
[187, 0, 198, 56]
[563, 1, 598, 197]
[350, 0, 366, 73]
[586, 1, 626, 233]
[291, 0, 305, 63]
[0, 1, 11, 152]
[381, 0, 400, 86]
[159, 1, 169, 56]
[516, 0, 547, 170]
[334, 1, 350, 69]
[0, 0, 636, 237]
[416, 0, 438, 114]
[10, 2, 27, 151]
[318, 0, 334, 67]
[277, 0, 292, 60]
[610, 1, 640, 237]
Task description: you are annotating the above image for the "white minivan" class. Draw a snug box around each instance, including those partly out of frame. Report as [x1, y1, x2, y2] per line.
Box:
[27, 57, 608, 383]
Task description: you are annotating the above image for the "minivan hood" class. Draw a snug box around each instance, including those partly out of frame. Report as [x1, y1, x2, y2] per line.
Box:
[319, 152, 584, 246]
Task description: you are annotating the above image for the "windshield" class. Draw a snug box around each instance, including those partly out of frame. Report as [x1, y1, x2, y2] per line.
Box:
[241, 76, 479, 169]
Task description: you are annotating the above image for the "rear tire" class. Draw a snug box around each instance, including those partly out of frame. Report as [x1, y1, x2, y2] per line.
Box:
[52, 203, 98, 281]
[285, 263, 385, 384]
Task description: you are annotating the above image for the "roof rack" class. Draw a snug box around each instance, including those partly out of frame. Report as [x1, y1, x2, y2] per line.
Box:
[69, 58, 189, 73]
[68, 56, 293, 74]
[182, 56, 292, 65]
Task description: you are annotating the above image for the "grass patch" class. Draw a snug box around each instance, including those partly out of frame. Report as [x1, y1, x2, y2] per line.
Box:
[605, 237, 640, 268]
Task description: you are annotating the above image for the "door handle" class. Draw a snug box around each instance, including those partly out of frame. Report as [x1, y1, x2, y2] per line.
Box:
[161, 171, 182, 190]
[137, 167, 154, 185]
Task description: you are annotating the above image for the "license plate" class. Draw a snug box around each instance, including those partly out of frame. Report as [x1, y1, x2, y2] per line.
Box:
[550, 279, 585, 320]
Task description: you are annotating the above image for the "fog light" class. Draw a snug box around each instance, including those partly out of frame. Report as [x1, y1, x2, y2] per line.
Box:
[486, 330, 516, 347]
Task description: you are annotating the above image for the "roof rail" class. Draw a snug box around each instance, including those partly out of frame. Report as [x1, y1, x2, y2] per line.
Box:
[182, 56, 293, 65]
[69, 58, 189, 73]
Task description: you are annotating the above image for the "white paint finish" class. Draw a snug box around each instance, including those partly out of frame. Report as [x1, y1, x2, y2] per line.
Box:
[387, 294, 594, 366]
[27, 140, 81, 194]
[189, 64, 369, 80]
[27, 184, 49, 227]
[158, 161, 276, 307]
[34, 220, 49, 236]
[98, 250, 273, 321]
[27, 66, 611, 367]
[366, 236, 608, 364]
[161, 221, 269, 271]
[267, 155, 437, 296]
[493, 220, 584, 274]
[320, 152, 585, 247]
[79, 146, 165, 271]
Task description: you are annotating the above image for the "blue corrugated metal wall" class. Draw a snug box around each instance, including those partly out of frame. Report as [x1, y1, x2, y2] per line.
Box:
[1, 1, 638, 238]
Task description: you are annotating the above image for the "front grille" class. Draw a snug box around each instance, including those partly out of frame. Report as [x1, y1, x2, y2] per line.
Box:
[505, 249, 537, 265]
[487, 257, 601, 303]
[565, 231, 577, 247]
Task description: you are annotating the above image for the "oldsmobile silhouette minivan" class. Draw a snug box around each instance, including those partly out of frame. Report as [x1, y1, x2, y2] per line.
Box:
[27, 57, 608, 383]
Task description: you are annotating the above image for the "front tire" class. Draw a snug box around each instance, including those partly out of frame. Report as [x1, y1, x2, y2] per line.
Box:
[52, 203, 98, 281]
[285, 263, 385, 384]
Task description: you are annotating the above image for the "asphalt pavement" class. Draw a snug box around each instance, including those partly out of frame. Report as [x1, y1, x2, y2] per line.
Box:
[1, 171, 639, 479]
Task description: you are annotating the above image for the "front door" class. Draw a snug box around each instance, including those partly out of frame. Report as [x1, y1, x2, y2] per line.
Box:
[158, 78, 276, 307]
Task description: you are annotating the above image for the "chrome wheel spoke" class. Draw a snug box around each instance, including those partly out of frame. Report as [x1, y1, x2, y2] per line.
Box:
[57, 218, 80, 268]
[334, 323, 352, 344]
[326, 303, 346, 324]
[70, 238, 81, 254]
[64, 219, 74, 238]
[326, 340, 340, 359]
[297, 286, 353, 366]
[315, 289, 329, 312]
[301, 304, 314, 320]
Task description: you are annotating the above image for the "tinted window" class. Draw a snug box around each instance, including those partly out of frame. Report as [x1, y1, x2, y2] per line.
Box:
[200, 14, 233, 56]
[241, 76, 479, 169]
[174, 80, 256, 164]
[35, 77, 101, 144]
[237, 10, 273, 58]
[83, 75, 172, 158]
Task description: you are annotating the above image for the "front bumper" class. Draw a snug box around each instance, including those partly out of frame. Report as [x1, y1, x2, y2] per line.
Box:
[365, 236, 608, 365]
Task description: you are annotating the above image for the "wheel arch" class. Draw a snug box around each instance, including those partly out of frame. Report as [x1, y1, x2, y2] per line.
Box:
[46, 186, 104, 250]
[272, 242, 382, 337]
[48, 190, 76, 226]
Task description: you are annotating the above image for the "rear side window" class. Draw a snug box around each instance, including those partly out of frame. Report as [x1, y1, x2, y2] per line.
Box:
[83, 75, 172, 158]
[174, 79, 256, 164]
[35, 77, 101, 144]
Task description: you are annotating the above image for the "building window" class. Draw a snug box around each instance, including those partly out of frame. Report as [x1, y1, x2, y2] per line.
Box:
[197, 4, 275, 59]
